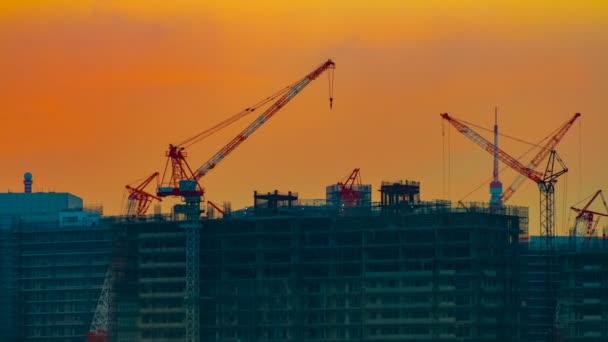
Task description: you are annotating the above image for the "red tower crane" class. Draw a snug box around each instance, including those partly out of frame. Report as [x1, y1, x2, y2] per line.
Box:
[124, 172, 161, 216]
[570, 190, 608, 242]
[338, 168, 363, 207]
[440, 113, 575, 244]
[155, 59, 336, 217]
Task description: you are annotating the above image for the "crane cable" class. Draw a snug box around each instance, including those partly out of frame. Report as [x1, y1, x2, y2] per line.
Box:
[450, 113, 571, 204]
[578, 119, 583, 201]
[328, 67, 334, 109]
[561, 172, 568, 236]
[456, 126, 556, 203]
[447, 119, 451, 201]
[177, 79, 302, 148]
[178, 60, 336, 149]
[453, 115, 561, 149]
[442, 120, 446, 199]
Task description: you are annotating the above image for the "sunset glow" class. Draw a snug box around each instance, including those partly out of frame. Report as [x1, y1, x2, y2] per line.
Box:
[1, 1, 607, 235]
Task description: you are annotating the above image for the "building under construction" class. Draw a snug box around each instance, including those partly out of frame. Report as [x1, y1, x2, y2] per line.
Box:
[3, 175, 608, 341]
[110, 196, 527, 342]
[556, 237, 608, 341]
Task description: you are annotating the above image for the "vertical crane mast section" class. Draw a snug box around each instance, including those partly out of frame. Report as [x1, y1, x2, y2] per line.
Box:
[194, 59, 335, 179]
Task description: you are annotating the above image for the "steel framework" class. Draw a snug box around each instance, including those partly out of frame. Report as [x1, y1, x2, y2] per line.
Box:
[86, 271, 111, 342]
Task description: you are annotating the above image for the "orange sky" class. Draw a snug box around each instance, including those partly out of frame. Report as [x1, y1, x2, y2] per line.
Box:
[1, 1, 607, 235]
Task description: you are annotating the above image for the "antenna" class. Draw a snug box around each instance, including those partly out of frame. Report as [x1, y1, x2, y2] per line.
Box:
[489, 106, 503, 206]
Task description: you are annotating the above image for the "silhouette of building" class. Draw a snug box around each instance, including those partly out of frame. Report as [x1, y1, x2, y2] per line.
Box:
[113, 200, 526, 341]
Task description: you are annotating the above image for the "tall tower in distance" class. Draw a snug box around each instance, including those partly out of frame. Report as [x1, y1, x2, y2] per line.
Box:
[24, 172, 33, 193]
[489, 108, 503, 206]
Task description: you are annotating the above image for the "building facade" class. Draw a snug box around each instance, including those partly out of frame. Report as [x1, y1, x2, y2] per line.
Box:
[0, 189, 110, 342]
[115, 203, 526, 342]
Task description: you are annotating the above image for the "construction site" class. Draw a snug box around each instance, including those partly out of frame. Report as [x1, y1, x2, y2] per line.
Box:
[1, 59, 608, 342]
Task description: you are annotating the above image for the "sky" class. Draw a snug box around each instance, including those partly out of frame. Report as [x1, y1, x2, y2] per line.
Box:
[1, 1, 607, 235]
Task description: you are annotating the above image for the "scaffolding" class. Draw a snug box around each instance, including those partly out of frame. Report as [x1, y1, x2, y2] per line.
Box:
[16, 220, 114, 342]
[114, 202, 526, 341]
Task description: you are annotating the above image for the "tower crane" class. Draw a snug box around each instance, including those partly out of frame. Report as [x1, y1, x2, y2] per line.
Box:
[156, 59, 335, 215]
[570, 190, 608, 243]
[441, 113, 574, 245]
[338, 168, 363, 207]
[153, 59, 335, 342]
[124, 172, 161, 216]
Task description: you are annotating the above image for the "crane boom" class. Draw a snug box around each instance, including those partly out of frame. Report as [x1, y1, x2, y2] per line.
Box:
[337, 168, 363, 207]
[572, 190, 608, 218]
[194, 59, 335, 179]
[440, 113, 544, 183]
[570, 190, 608, 241]
[125, 172, 161, 216]
[157, 59, 335, 200]
[340, 168, 361, 191]
[501, 113, 580, 202]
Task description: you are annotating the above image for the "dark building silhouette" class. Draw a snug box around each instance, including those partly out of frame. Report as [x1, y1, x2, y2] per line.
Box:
[113, 201, 526, 341]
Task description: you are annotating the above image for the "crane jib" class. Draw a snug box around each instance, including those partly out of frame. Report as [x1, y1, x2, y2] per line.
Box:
[152, 59, 335, 206]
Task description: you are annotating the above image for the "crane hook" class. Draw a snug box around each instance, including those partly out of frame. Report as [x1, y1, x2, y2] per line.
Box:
[329, 97, 333, 110]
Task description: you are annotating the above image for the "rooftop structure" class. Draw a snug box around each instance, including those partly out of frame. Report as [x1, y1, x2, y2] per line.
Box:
[379, 180, 420, 212]
[254, 190, 298, 215]
[0, 192, 83, 222]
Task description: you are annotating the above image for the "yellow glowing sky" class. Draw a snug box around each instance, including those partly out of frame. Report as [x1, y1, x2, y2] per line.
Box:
[1, 1, 607, 235]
